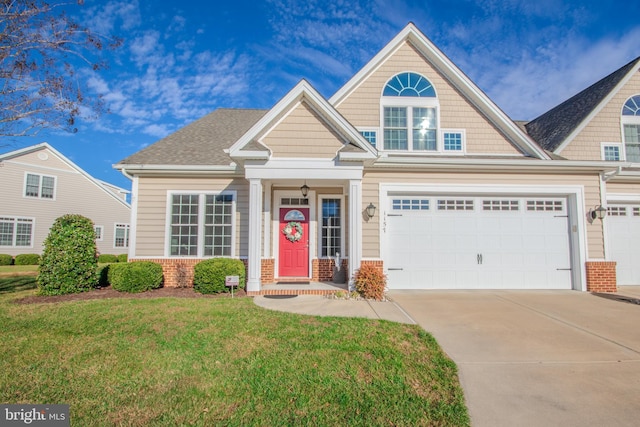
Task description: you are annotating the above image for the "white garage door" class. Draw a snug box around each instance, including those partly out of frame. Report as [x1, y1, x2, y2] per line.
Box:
[607, 205, 640, 285]
[385, 196, 573, 289]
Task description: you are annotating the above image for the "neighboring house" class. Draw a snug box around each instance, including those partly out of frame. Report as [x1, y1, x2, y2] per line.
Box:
[0, 143, 131, 256]
[526, 56, 640, 286]
[115, 23, 637, 294]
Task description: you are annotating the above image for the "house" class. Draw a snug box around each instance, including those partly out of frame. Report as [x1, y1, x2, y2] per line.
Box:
[115, 23, 638, 294]
[0, 143, 131, 257]
[526, 56, 640, 286]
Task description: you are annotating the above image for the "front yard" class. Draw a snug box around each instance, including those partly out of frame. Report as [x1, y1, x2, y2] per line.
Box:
[0, 274, 468, 426]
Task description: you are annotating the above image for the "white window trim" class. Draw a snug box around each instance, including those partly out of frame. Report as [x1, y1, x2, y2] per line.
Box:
[317, 195, 346, 260]
[0, 216, 35, 248]
[164, 190, 237, 258]
[621, 115, 640, 163]
[441, 128, 466, 154]
[113, 223, 130, 249]
[380, 97, 441, 153]
[94, 225, 104, 241]
[23, 172, 57, 200]
[601, 142, 623, 161]
[358, 127, 379, 148]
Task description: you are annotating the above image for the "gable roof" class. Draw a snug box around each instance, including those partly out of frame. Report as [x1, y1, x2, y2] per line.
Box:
[526, 57, 640, 152]
[0, 142, 130, 208]
[329, 22, 550, 160]
[116, 108, 268, 167]
[228, 79, 378, 161]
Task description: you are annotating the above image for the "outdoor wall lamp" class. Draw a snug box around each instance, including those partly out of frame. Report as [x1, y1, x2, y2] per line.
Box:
[300, 183, 309, 197]
[590, 205, 607, 221]
[365, 202, 377, 219]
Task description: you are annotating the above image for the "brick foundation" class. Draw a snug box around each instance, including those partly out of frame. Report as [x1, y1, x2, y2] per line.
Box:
[261, 258, 275, 284]
[585, 261, 617, 293]
[130, 258, 249, 288]
[359, 260, 384, 275]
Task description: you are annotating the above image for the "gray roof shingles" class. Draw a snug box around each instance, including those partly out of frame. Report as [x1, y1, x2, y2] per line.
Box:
[525, 57, 640, 152]
[117, 108, 268, 166]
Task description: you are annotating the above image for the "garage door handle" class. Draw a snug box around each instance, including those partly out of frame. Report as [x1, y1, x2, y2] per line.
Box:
[556, 268, 572, 271]
[477, 254, 483, 265]
[388, 268, 403, 271]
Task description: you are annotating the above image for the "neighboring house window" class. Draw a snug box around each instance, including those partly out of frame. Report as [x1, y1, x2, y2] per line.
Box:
[94, 226, 104, 241]
[114, 224, 130, 248]
[622, 95, 640, 162]
[381, 72, 441, 152]
[601, 143, 622, 161]
[0, 217, 34, 247]
[24, 173, 55, 199]
[321, 198, 341, 257]
[169, 193, 234, 257]
[360, 130, 377, 148]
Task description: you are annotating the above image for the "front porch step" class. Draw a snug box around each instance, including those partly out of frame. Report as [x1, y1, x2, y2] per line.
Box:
[247, 289, 340, 296]
[250, 280, 348, 296]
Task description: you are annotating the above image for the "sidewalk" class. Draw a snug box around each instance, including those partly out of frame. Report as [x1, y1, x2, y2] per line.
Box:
[253, 294, 416, 324]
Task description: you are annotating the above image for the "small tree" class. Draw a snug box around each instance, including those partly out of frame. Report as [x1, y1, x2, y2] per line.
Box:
[38, 214, 98, 295]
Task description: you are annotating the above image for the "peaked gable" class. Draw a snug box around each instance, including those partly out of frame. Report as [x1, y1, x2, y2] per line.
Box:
[329, 22, 549, 159]
[0, 143, 130, 208]
[526, 57, 640, 153]
[228, 80, 377, 161]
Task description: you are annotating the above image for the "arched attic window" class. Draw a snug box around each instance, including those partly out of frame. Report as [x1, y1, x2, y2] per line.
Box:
[622, 95, 640, 162]
[378, 72, 461, 153]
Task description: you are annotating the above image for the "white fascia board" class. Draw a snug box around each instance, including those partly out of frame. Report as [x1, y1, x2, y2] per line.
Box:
[113, 163, 238, 171]
[231, 151, 270, 160]
[555, 62, 640, 155]
[372, 156, 620, 172]
[244, 158, 363, 180]
[338, 152, 375, 161]
[329, 23, 549, 160]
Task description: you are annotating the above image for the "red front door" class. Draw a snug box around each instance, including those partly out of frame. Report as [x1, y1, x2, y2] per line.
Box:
[279, 208, 309, 277]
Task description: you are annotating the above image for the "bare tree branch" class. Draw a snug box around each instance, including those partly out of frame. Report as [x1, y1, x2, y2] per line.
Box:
[0, 0, 122, 137]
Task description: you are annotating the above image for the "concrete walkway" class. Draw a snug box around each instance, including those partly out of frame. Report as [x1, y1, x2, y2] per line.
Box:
[388, 289, 640, 427]
[253, 294, 416, 324]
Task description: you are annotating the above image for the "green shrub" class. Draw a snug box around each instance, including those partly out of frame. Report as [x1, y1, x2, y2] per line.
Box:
[37, 214, 99, 295]
[98, 254, 118, 263]
[109, 262, 163, 293]
[117, 253, 128, 263]
[193, 258, 246, 294]
[353, 264, 387, 301]
[0, 254, 13, 266]
[14, 253, 40, 265]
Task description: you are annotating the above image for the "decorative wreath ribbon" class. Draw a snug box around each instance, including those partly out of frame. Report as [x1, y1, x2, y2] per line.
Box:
[282, 221, 303, 242]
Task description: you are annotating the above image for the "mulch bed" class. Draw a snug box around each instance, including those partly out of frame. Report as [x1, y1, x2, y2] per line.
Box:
[13, 286, 247, 304]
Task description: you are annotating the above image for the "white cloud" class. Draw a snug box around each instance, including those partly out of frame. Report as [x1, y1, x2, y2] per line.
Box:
[143, 124, 172, 138]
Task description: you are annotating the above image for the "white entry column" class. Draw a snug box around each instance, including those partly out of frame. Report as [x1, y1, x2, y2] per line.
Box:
[247, 178, 263, 292]
[348, 179, 362, 290]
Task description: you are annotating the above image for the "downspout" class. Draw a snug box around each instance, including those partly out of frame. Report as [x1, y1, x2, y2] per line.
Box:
[599, 166, 622, 261]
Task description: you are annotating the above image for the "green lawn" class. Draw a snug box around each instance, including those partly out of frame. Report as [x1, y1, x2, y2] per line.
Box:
[0, 281, 469, 426]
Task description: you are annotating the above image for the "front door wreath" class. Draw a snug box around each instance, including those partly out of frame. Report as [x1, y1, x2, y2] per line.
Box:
[282, 221, 303, 242]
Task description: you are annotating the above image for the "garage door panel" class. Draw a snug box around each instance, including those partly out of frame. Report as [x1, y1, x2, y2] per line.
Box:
[386, 195, 572, 290]
[607, 207, 640, 285]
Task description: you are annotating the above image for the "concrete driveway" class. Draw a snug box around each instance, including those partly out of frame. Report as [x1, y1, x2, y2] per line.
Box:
[388, 288, 640, 427]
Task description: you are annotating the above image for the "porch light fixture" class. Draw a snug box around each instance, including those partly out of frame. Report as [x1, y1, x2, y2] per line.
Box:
[300, 183, 310, 197]
[365, 202, 376, 219]
[590, 205, 607, 221]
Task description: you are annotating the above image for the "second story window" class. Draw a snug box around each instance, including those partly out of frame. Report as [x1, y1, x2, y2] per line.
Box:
[622, 95, 640, 162]
[25, 173, 55, 199]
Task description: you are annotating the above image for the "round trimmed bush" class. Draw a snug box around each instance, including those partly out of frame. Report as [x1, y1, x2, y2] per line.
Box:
[37, 214, 98, 295]
[193, 258, 246, 294]
[0, 254, 13, 266]
[109, 261, 163, 293]
[116, 253, 128, 263]
[98, 254, 118, 263]
[15, 253, 40, 265]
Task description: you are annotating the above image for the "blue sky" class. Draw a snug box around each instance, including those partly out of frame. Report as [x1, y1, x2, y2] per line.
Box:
[2, 0, 639, 190]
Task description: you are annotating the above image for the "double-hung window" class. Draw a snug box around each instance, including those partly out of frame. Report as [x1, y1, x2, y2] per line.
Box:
[622, 95, 640, 162]
[24, 173, 55, 199]
[169, 193, 234, 257]
[114, 224, 130, 248]
[0, 217, 34, 247]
